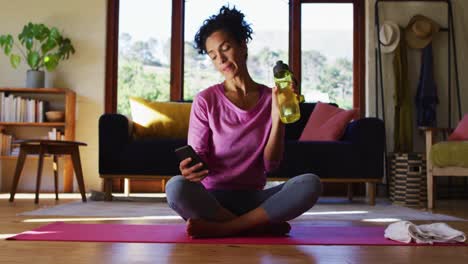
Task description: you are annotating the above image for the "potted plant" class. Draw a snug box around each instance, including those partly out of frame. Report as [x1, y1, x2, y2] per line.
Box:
[0, 22, 75, 88]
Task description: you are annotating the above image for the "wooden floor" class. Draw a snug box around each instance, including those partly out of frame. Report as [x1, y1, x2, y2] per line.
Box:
[1, 194, 468, 264]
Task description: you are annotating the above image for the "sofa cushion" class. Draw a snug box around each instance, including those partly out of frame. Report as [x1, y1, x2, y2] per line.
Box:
[299, 102, 356, 141]
[285, 102, 339, 140]
[129, 97, 192, 139]
[448, 114, 468, 141]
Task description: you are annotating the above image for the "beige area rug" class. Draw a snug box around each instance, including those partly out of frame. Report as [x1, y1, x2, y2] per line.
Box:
[19, 196, 465, 222]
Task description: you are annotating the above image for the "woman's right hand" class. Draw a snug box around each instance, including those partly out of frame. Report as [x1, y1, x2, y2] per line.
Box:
[179, 158, 209, 182]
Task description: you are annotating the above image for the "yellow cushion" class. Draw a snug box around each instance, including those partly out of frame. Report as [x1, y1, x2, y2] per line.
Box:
[431, 141, 468, 167]
[129, 97, 192, 139]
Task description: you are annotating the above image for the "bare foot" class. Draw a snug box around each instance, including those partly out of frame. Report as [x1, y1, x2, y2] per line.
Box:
[187, 218, 233, 238]
[187, 219, 291, 238]
[243, 222, 291, 237]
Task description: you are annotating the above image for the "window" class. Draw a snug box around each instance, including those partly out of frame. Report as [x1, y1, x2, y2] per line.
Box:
[301, 3, 353, 109]
[183, 0, 288, 101]
[117, 0, 172, 115]
[106, 0, 364, 113]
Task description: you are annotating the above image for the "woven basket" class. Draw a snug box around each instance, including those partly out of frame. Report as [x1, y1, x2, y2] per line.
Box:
[389, 153, 427, 208]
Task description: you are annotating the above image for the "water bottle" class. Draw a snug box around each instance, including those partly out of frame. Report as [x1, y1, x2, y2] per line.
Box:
[273, 60, 301, 124]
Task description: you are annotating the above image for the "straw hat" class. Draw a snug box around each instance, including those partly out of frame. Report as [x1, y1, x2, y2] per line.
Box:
[405, 15, 440, 49]
[379, 21, 400, 53]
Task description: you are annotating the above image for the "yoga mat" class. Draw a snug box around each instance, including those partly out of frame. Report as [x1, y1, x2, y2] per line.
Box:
[7, 222, 467, 246]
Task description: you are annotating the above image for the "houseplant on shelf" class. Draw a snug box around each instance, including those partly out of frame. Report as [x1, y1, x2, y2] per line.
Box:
[0, 22, 75, 88]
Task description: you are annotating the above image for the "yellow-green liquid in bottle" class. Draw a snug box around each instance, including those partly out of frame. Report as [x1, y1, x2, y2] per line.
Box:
[274, 64, 300, 124]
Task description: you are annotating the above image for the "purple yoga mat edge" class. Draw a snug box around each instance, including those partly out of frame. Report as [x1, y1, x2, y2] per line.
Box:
[6, 222, 467, 246]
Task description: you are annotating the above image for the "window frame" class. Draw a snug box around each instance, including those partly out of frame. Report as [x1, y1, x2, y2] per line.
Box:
[293, 0, 365, 115]
[105, 0, 365, 116]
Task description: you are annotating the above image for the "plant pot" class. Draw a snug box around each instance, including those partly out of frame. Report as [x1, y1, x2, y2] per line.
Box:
[26, 70, 45, 88]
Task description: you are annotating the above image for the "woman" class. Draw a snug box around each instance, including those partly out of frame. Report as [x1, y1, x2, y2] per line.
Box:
[166, 6, 322, 238]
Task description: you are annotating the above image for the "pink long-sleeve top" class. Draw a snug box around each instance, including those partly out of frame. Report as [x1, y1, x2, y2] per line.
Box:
[187, 83, 281, 191]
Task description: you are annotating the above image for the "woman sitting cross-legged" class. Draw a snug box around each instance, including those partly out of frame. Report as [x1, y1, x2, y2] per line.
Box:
[165, 5, 322, 238]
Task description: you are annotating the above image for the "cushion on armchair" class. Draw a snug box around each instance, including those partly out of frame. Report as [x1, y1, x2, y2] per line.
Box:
[431, 141, 468, 167]
[448, 114, 468, 141]
[129, 97, 192, 139]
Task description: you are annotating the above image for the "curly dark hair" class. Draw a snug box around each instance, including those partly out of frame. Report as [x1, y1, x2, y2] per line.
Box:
[194, 5, 253, 55]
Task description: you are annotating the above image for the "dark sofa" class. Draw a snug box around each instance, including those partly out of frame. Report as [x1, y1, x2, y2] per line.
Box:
[99, 103, 385, 203]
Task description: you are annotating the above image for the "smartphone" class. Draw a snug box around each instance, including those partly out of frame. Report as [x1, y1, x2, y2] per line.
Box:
[174, 145, 208, 172]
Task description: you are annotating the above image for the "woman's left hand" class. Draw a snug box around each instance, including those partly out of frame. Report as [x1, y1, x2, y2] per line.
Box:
[271, 86, 281, 123]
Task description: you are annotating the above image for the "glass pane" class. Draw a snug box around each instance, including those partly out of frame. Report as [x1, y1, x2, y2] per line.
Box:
[301, 4, 353, 109]
[184, 0, 288, 101]
[118, 1, 172, 115]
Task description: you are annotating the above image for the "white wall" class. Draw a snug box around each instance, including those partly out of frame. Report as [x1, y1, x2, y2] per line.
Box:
[366, 0, 468, 152]
[0, 0, 106, 192]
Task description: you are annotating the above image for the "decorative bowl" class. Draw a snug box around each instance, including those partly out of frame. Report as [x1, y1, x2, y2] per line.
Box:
[45, 111, 65, 122]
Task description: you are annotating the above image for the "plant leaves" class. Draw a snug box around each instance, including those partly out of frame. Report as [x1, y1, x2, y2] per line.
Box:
[19, 23, 33, 46]
[58, 38, 75, 59]
[10, 54, 21, 68]
[0, 35, 14, 55]
[25, 38, 33, 50]
[41, 37, 57, 54]
[35, 24, 49, 41]
[31, 23, 41, 38]
[2, 23, 75, 71]
[27, 51, 40, 70]
[44, 54, 59, 71]
[49, 27, 60, 42]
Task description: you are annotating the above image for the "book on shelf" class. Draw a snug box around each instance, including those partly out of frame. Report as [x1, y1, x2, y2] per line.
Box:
[48, 128, 65, 140]
[0, 132, 13, 156]
[0, 128, 65, 157]
[0, 92, 46, 123]
[10, 142, 19, 156]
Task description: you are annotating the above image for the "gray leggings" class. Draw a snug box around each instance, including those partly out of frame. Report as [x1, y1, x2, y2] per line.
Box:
[165, 173, 322, 223]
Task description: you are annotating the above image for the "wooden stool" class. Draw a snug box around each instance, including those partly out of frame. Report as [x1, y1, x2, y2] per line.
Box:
[9, 139, 88, 204]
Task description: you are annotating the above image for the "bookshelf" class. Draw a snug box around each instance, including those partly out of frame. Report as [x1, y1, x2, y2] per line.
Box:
[0, 122, 65, 126]
[0, 87, 76, 192]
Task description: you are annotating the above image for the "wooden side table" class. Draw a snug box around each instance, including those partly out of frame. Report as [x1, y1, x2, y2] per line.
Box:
[9, 139, 88, 204]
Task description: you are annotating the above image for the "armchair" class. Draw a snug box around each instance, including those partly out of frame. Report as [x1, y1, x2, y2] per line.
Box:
[423, 127, 468, 209]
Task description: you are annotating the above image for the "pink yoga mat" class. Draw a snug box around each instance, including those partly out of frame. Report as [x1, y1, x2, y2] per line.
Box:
[6, 222, 467, 246]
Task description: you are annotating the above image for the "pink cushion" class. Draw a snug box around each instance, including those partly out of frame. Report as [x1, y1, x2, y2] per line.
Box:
[448, 114, 468, 141]
[299, 102, 357, 141]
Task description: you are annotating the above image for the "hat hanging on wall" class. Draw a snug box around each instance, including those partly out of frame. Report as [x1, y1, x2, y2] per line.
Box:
[405, 14, 440, 49]
[379, 21, 400, 53]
